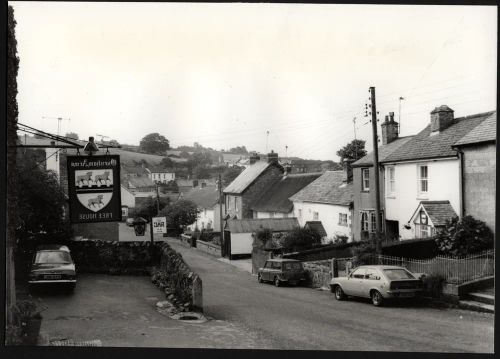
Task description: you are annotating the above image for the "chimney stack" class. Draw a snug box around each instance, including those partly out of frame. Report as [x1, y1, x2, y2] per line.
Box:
[267, 150, 279, 164]
[283, 162, 292, 177]
[381, 112, 399, 145]
[342, 159, 354, 183]
[249, 152, 260, 165]
[430, 105, 454, 133]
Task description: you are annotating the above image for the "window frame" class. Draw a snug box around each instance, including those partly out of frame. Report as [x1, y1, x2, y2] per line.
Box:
[417, 164, 429, 197]
[361, 168, 370, 191]
[386, 166, 395, 196]
[338, 213, 348, 226]
[313, 211, 319, 221]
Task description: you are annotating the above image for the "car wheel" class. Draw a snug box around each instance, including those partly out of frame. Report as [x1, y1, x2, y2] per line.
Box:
[371, 290, 384, 306]
[274, 277, 281, 287]
[258, 274, 263, 283]
[334, 285, 346, 301]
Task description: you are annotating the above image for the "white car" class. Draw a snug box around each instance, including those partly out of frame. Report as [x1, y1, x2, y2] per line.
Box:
[330, 265, 423, 306]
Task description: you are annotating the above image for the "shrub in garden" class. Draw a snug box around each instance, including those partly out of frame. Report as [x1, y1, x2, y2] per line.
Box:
[281, 227, 321, 252]
[435, 215, 493, 256]
[252, 227, 273, 249]
[352, 242, 377, 265]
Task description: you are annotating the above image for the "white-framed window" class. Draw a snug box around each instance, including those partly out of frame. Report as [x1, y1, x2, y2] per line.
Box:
[418, 165, 428, 196]
[361, 211, 369, 232]
[360, 210, 384, 233]
[362, 168, 370, 191]
[416, 224, 435, 238]
[386, 166, 395, 196]
[313, 211, 319, 220]
[338, 213, 348, 226]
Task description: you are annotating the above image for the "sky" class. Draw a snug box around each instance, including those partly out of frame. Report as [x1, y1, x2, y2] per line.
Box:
[10, 2, 497, 161]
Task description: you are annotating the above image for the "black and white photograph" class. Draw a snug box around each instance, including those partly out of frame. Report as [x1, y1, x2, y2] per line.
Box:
[4, 1, 496, 354]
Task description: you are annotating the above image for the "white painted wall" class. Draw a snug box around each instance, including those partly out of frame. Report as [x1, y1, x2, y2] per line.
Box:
[120, 185, 136, 208]
[45, 148, 60, 177]
[255, 211, 292, 219]
[187, 208, 215, 231]
[149, 172, 175, 183]
[231, 232, 253, 255]
[292, 201, 352, 241]
[384, 158, 460, 240]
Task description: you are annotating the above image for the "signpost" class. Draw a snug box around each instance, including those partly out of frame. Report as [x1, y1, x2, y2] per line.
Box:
[67, 155, 121, 223]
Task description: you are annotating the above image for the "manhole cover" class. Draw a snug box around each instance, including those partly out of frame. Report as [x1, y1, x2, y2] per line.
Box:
[50, 339, 102, 347]
[171, 312, 207, 324]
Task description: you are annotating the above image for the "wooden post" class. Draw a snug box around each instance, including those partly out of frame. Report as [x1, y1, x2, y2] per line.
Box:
[369, 86, 382, 257]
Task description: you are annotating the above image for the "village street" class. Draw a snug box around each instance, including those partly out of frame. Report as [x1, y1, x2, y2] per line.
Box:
[167, 239, 494, 353]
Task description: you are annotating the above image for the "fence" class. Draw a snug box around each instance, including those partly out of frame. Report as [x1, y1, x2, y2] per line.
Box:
[376, 250, 494, 284]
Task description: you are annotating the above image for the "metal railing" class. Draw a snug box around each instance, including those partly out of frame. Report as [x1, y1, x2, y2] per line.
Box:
[376, 250, 494, 284]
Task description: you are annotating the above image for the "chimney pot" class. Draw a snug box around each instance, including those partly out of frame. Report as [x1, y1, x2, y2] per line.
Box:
[267, 150, 279, 164]
[381, 113, 399, 145]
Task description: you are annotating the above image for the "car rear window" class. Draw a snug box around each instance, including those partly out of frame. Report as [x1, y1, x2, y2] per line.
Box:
[283, 262, 303, 270]
[35, 251, 71, 264]
[383, 269, 415, 280]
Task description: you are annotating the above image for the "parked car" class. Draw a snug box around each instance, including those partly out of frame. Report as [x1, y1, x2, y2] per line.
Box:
[257, 258, 306, 287]
[330, 265, 423, 306]
[125, 217, 135, 226]
[29, 245, 77, 291]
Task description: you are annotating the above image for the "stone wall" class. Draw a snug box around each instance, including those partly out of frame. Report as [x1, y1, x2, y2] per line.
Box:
[462, 143, 496, 235]
[151, 242, 203, 312]
[303, 260, 332, 289]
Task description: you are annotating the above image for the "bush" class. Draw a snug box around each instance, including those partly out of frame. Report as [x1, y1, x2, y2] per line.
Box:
[281, 227, 321, 252]
[333, 234, 348, 245]
[253, 228, 273, 249]
[435, 215, 493, 256]
[352, 242, 377, 265]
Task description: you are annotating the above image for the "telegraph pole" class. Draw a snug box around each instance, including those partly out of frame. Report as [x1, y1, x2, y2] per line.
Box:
[369, 87, 382, 255]
[398, 97, 404, 134]
[218, 173, 225, 254]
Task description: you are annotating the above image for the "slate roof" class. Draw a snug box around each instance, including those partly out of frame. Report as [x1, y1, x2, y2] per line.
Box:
[289, 171, 353, 206]
[415, 201, 458, 227]
[225, 218, 299, 233]
[304, 221, 328, 238]
[250, 173, 322, 213]
[146, 166, 175, 173]
[381, 111, 494, 163]
[453, 112, 497, 147]
[352, 136, 414, 167]
[223, 161, 284, 195]
[127, 176, 155, 188]
[182, 185, 220, 209]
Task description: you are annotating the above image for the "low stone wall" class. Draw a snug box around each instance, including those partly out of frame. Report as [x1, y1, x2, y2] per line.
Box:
[303, 260, 332, 289]
[180, 234, 194, 247]
[196, 240, 221, 257]
[151, 242, 203, 312]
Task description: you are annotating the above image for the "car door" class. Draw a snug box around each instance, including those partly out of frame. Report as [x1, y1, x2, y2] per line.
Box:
[262, 261, 272, 281]
[361, 268, 381, 298]
[343, 268, 365, 296]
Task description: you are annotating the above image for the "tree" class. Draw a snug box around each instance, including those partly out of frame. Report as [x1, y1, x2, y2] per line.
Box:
[139, 133, 170, 154]
[229, 146, 248, 154]
[159, 200, 200, 231]
[281, 227, 321, 252]
[192, 164, 210, 179]
[65, 132, 79, 140]
[179, 151, 191, 158]
[160, 157, 174, 168]
[435, 216, 493, 256]
[135, 197, 170, 219]
[7, 4, 19, 326]
[336, 139, 367, 164]
[222, 166, 244, 185]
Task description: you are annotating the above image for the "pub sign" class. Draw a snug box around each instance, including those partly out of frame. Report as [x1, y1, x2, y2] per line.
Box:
[67, 155, 122, 223]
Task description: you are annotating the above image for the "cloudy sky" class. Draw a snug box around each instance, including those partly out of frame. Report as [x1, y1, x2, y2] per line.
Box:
[11, 2, 497, 160]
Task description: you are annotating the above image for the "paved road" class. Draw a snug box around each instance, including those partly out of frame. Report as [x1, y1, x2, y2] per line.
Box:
[167, 238, 494, 353]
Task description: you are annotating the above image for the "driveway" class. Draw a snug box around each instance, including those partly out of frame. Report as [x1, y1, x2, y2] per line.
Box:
[37, 274, 274, 348]
[167, 238, 494, 352]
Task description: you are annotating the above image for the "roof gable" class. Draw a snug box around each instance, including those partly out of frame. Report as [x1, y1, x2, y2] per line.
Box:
[289, 171, 353, 206]
[250, 173, 322, 213]
[223, 161, 283, 194]
[182, 185, 220, 209]
[382, 111, 494, 163]
[409, 200, 458, 227]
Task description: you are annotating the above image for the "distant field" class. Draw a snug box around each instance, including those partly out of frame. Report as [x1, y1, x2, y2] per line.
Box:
[112, 148, 166, 165]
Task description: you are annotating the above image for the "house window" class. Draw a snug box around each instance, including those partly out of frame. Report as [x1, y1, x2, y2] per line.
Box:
[361, 212, 369, 232]
[362, 168, 370, 191]
[418, 165, 428, 195]
[416, 224, 435, 238]
[269, 212, 275, 218]
[338, 213, 348, 226]
[298, 209, 302, 220]
[386, 166, 395, 195]
[313, 212, 319, 220]
[360, 210, 384, 233]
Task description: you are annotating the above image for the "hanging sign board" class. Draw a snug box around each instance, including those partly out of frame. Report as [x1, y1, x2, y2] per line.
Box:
[152, 217, 167, 234]
[67, 155, 121, 223]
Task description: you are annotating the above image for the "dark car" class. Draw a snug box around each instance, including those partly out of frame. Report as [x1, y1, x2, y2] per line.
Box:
[29, 245, 77, 291]
[257, 258, 306, 287]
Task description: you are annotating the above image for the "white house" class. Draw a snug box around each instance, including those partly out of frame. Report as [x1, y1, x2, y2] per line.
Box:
[289, 171, 353, 242]
[145, 166, 175, 184]
[182, 185, 221, 232]
[379, 106, 493, 239]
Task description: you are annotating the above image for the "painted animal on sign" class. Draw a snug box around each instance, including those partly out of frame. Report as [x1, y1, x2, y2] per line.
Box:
[88, 195, 104, 209]
[94, 171, 111, 187]
[76, 172, 93, 187]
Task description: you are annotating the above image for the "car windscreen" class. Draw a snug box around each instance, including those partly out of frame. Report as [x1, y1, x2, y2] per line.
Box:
[383, 268, 415, 280]
[283, 262, 303, 270]
[35, 251, 71, 264]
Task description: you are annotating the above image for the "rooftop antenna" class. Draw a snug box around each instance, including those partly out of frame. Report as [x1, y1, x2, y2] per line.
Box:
[266, 130, 270, 152]
[285, 145, 288, 158]
[398, 97, 405, 134]
[42, 116, 70, 159]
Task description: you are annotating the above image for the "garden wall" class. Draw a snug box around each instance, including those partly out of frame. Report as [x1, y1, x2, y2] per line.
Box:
[151, 242, 203, 312]
[196, 240, 221, 257]
[283, 242, 360, 261]
[303, 260, 332, 289]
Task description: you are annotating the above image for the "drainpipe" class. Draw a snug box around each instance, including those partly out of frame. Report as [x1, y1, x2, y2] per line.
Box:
[453, 147, 465, 218]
